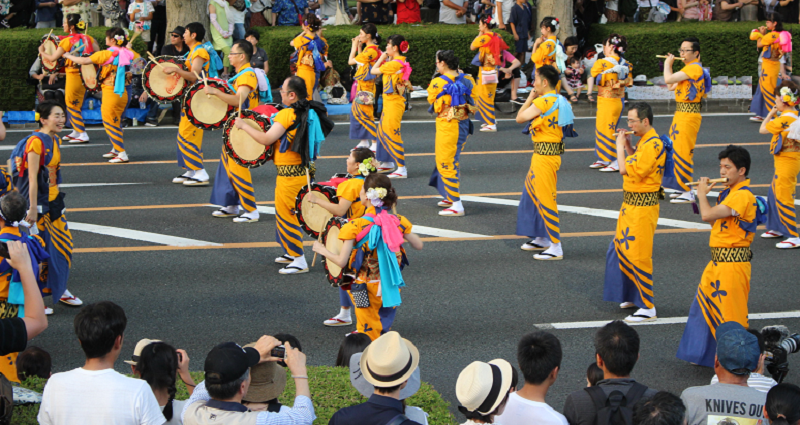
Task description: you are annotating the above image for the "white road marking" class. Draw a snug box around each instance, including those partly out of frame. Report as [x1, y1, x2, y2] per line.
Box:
[666, 187, 800, 206]
[60, 183, 147, 188]
[69, 222, 221, 246]
[535, 310, 800, 330]
[460, 195, 711, 230]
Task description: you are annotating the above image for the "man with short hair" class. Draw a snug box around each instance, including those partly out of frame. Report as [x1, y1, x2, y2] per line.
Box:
[38, 301, 165, 425]
[677, 146, 759, 367]
[563, 321, 658, 425]
[709, 329, 778, 393]
[681, 321, 767, 425]
[182, 337, 315, 424]
[160, 26, 189, 125]
[633, 391, 686, 425]
[495, 331, 567, 425]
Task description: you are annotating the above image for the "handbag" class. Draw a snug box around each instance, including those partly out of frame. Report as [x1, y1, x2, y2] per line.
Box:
[350, 283, 370, 308]
[355, 90, 374, 105]
[481, 69, 499, 85]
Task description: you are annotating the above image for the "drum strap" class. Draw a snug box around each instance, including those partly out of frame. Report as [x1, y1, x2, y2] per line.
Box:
[226, 68, 258, 107]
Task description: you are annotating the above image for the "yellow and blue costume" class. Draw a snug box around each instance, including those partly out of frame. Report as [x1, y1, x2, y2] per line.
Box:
[58, 34, 96, 134]
[677, 180, 759, 367]
[663, 59, 709, 192]
[292, 33, 328, 101]
[272, 108, 311, 258]
[765, 111, 800, 239]
[376, 56, 410, 168]
[750, 31, 784, 118]
[334, 176, 367, 310]
[90, 48, 141, 154]
[603, 129, 669, 309]
[210, 65, 261, 213]
[176, 43, 211, 171]
[427, 72, 475, 203]
[590, 55, 630, 163]
[350, 45, 381, 141]
[470, 32, 510, 127]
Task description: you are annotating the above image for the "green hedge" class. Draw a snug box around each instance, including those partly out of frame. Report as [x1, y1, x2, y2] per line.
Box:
[0, 27, 148, 112]
[255, 24, 515, 88]
[588, 21, 800, 79]
[12, 366, 457, 424]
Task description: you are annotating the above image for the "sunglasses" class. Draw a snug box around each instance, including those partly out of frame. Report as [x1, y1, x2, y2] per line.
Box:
[171, 33, 181, 37]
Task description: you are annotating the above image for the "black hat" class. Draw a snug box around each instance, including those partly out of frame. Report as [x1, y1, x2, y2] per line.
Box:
[170, 26, 185, 36]
[204, 342, 261, 385]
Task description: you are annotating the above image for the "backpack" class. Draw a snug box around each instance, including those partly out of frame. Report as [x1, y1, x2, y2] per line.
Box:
[325, 83, 349, 104]
[252, 68, 273, 104]
[585, 383, 648, 425]
[0, 372, 13, 424]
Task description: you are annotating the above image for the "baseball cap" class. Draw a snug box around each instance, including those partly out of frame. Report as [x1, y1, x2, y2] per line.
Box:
[124, 338, 161, 366]
[716, 321, 760, 375]
[170, 26, 185, 36]
[204, 342, 261, 385]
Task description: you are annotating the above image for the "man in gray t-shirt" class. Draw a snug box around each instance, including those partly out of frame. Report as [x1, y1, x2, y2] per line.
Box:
[680, 322, 766, 425]
[440, 0, 467, 24]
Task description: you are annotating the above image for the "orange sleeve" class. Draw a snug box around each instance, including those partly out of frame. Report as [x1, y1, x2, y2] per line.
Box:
[380, 59, 402, 75]
[273, 109, 296, 129]
[25, 137, 44, 157]
[398, 215, 412, 234]
[765, 116, 791, 135]
[336, 179, 362, 203]
[339, 220, 362, 241]
[90, 50, 114, 65]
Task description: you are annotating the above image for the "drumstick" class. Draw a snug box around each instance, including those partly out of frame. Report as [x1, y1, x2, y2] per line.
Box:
[238, 92, 243, 118]
[203, 71, 210, 99]
[46, 29, 53, 41]
[686, 177, 729, 186]
[146, 51, 167, 71]
[656, 55, 685, 61]
[306, 167, 322, 267]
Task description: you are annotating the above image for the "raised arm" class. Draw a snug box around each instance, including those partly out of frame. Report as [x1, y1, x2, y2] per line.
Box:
[371, 52, 388, 75]
[516, 89, 542, 123]
[663, 54, 690, 84]
[696, 178, 732, 223]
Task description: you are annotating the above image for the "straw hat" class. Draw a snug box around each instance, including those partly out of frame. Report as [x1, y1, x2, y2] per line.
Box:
[124, 338, 161, 366]
[349, 352, 420, 399]
[456, 359, 514, 416]
[360, 331, 419, 388]
[242, 342, 287, 403]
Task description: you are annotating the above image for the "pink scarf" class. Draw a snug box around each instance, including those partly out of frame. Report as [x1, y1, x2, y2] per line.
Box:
[395, 60, 412, 82]
[103, 46, 134, 67]
[356, 210, 404, 253]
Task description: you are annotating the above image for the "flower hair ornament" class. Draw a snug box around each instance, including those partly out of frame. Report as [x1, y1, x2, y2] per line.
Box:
[114, 34, 125, 45]
[781, 86, 800, 106]
[34, 112, 41, 122]
[551, 18, 559, 30]
[484, 15, 494, 26]
[399, 40, 409, 54]
[76, 21, 86, 31]
[358, 158, 378, 177]
[303, 19, 308, 26]
[366, 187, 388, 207]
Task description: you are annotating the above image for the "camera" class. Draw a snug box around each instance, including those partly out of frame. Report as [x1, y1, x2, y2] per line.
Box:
[270, 345, 286, 359]
[760, 325, 800, 384]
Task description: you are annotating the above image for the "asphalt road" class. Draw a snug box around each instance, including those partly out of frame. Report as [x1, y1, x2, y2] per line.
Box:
[5, 112, 799, 419]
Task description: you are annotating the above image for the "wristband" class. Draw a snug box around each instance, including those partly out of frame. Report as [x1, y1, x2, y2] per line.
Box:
[292, 375, 309, 379]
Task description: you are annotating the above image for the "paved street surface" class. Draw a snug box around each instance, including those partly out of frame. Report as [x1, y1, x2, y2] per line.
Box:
[5, 111, 799, 416]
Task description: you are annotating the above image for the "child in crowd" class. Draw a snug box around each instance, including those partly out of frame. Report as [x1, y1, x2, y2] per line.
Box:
[586, 362, 603, 387]
[16, 346, 51, 381]
[128, 0, 154, 43]
[565, 56, 584, 102]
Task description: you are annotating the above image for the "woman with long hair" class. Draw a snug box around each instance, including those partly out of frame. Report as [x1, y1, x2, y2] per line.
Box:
[37, 14, 99, 144]
[750, 12, 789, 122]
[371, 35, 413, 179]
[135, 342, 196, 424]
[348, 23, 382, 152]
[291, 13, 329, 100]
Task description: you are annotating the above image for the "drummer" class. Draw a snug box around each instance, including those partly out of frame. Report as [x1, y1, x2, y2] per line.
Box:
[308, 147, 377, 327]
[234, 76, 324, 274]
[204, 39, 261, 223]
[37, 14, 100, 145]
[162, 22, 212, 187]
[64, 28, 141, 164]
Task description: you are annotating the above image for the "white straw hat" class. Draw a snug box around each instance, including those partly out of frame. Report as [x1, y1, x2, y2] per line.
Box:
[456, 359, 513, 416]
[360, 331, 420, 387]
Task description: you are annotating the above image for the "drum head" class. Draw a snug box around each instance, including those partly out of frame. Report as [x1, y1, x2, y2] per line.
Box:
[324, 225, 343, 277]
[80, 55, 99, 92]
[143, 56, 187, 102]
[184, 79, 234, 131]
[294, 184, 338, 238]
[223, 110, 273, 168]
[41, 37, 60, 72]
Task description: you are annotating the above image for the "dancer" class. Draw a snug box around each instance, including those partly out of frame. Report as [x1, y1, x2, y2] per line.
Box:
[207, 39, 261, 223]
[587, 34, 631, 173]
[371, 34, 412, 179]
[64, 28, 140, 164]
[309, 147, 377, 327]
[470, 13, 520, 133]
[162, 23, 212, 186]
[531, 16, 562, 82]
[515, 65, 574, 261]
[428, 50, 474, 217]
[312, 173, 423, 340]
[37, 14, 99, 144]
[291, 13, 329, 101]
[750, 13, 789, 122]
[10, 101, 83, 315]
[348, 23, 381, 152]
[234, 76, 333, 275]
[676, 146, 765, 367]
[603, 102, 670, 323]
[662, 37, 711, 204]
[759, 81, 800, 248]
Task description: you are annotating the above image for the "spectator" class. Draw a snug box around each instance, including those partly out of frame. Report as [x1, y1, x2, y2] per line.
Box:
[678, 0, 701, 20]
[160, 26, 189, 124]
[712, 0, 741, 20]
[149, 0, 167, 54]
[440, 0, 467, 24]
[16, 346, 52, 381]
[636, 0, 653, 21]
[335, 332, 371, 367]
[2, 0, 35, 28]
[563, 321, 658, 425]
[35, 0, 57, 28]
[273, 333, 301, 368]
[396, 0, 422, 23]
[129, 58, 161, 127]
[493, 0, 514, 29]
[764, 384, 800, 425]
[680, 321, 766, 425]
[181, 337, 315, 425]
[710, 329, 778, 393]
[317, 0, 339, 22]
[272, 0, 308, 26]
[633, 392, 686, 425]
[61, 0, 90, 25]
[586, 363, 603, 387]
[241, 341, 288, 413]
[134, 341, 195, 425]
[507, 0, 531, 102]
[349, 352, 429, 424]
[37, 301, 164, 425]
[495, 331, 566, 425]
[357, 0, 390, 24]
[228, 0, 246, 40]
[249, 0, 272, 26]
[329, 331, 421, 425]
[29, 57, 66, 107]
[128, 0, 154, 43]
[456, 359, 517, 425]
[210, 0, 235, 75]
[98, 0, 126, 27]
[564, 56, 584, 102]
[605, 0, 624, 22]
[245, 29, 269, 75]
[697, 0, 712, 20]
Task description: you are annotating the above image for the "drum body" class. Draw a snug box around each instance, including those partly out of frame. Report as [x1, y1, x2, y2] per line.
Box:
[143, 56, 188, 103]
[183, 78, 235, 131]
[79, 53, 100, 93]
[294, 184, 338, 238]
[222, 109, 274, 168]
[40, 35, 63, 73]
[317, 173, 353, 188]
[322, 216, 354, 287]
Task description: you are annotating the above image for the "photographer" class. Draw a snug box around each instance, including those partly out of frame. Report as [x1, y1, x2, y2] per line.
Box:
[181, 337, 315, 425]
[710, 329, 777, 393]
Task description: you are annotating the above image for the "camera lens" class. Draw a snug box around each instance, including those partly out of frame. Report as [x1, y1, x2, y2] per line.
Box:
[782, 334, 800, 354]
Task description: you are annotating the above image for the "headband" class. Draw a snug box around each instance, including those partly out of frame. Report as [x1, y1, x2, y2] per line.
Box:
[781, 86, 799, 106]
[366, 187, 388, 207]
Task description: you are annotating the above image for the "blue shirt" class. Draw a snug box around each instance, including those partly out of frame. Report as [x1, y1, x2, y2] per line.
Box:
[329, 394, 421, 425]
[36, 0, 57, 23]
[272, 0, 308, 26]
